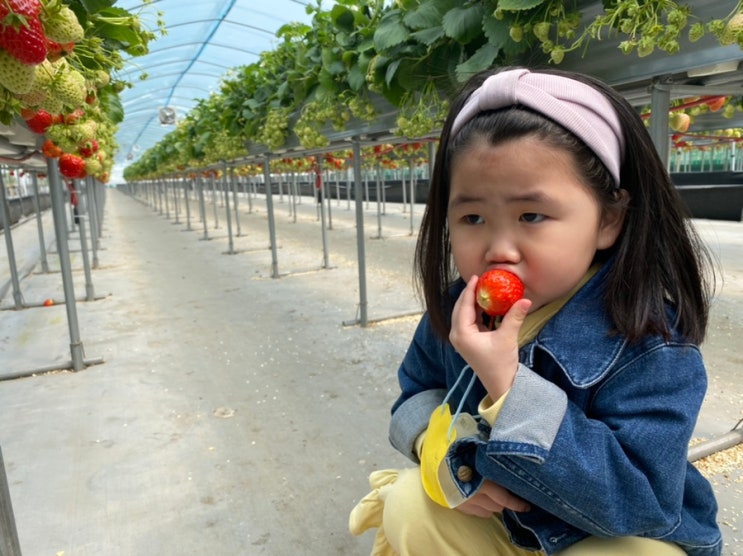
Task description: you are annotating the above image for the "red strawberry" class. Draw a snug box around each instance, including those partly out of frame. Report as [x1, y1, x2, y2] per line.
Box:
[705, 96, 726, 112]
[41, 139, 62, 158]
[475, 269, 524, 317]
[78, 138, 98, 157]
[23, 109, 52, 133]
[0, 11, 47, 65]
[0, 0, 40, 17]
[63, 108, 83, 124]
[58, 153, 86, 178]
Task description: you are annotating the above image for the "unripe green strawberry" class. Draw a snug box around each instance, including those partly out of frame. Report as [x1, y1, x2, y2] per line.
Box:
[0, 50, 35, 94]
[42, 6, 84, 44]
[475, 269, 524, 317]
[688, 22, 705, 42]
[720, 13, 743, 46]
[509, 25, 523, 42]
[669, 111, 691, 132]
[52, 64, 86, 106]
[20, 59, 55, 105]
[72, 120, 97, 141]
[93, 69, 109, 87]
[83, 156, 101, 176]
[34, 59, 56, 86]
[550, 46, 565, 64]
[38, 92, 63, 114]
[533, 21, 551, 42]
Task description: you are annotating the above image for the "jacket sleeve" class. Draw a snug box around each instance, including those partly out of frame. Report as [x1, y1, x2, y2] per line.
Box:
[447, 342, 708, 539]
[389, 313, 448, 463]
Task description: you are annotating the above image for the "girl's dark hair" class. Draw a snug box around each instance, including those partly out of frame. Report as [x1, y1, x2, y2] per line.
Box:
[415, 66, 714, 344]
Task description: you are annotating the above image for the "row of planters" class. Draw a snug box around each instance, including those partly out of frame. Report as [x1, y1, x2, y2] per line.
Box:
[122, 0, 743, 181]
[0, 0, 163, 182]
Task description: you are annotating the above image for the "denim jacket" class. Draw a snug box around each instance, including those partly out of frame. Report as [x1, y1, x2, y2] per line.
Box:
[389, 265, 722, 556]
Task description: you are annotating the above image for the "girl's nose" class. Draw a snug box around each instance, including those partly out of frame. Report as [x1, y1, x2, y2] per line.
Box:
[485, 233, 520, 265]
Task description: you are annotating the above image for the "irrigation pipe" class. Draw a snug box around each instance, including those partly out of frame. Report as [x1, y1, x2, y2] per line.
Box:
[688, 418, 743, 462]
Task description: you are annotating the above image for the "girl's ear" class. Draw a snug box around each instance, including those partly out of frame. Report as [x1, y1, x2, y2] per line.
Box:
[597, 188, 630, 250]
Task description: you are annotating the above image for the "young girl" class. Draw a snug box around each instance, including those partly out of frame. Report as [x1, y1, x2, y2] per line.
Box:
[349, 67, 722, 556]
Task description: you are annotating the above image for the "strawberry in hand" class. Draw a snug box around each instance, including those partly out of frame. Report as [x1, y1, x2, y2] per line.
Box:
[475, 269, 524, 317]
[450, 273, 531, 400]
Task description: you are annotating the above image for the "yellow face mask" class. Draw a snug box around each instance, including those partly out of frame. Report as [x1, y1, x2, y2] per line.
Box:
[420, 366, 478, 508]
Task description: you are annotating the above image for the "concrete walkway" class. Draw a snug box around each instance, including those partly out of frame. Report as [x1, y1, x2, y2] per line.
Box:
[0, 188, 740, 555]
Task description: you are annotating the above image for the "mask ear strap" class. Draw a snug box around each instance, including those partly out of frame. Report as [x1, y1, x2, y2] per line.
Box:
[442, 364, 478, 441]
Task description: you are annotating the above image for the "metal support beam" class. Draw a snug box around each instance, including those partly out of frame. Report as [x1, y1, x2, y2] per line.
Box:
[47, 157, 85, 371]
[352, 139, 368, 327]
[649, 80, 672, 169]
[263, 155, 279, 278]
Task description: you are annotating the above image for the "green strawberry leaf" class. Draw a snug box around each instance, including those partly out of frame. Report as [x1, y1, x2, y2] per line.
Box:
[497, 0, 548, 10]
[442, 4, 486, 44]
[374, 11, 410, 51]
[455, 42, 501, 83]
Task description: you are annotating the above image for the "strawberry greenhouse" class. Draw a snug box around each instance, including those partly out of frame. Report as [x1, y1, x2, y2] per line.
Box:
[0, 0, 743, 552]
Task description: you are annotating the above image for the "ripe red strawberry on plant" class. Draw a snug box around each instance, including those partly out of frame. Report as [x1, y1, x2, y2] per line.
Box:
[58, 152, 86, 178]
[23, 109, 53, 134]
[41, 139, 62, 158]
[0, 0, 46, 65]
[78, 139, 98, 157]
[705, 96, 727, 112]
[475, 269, 524, 317]
[45, 38, 74, 62]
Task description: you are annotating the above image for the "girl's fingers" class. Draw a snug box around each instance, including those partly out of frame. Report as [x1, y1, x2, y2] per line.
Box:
[497, 298, 532, 338]
[451, 276, 480, 328]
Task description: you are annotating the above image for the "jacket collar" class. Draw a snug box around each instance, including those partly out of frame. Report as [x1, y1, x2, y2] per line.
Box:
[524, 263, 628, 387]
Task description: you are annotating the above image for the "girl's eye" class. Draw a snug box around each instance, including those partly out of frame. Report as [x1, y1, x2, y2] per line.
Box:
[521, 213, 546, 223]
[464, 214, 485, 225]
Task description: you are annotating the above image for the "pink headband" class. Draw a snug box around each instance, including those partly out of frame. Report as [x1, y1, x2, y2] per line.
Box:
[451, 69, 624, 186]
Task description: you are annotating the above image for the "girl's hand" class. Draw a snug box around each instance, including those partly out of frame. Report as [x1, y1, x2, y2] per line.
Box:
[449, 275, 532, 400]
[456, 480, 531, 518]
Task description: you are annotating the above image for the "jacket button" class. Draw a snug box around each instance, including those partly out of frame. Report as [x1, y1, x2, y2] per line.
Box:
[456, 465, 473, 482]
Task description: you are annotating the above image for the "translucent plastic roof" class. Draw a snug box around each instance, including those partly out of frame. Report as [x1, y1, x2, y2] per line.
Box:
[112, 0, 313, 180]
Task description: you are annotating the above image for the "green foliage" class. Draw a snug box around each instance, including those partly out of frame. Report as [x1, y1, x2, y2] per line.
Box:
[125, 0, 743, 181]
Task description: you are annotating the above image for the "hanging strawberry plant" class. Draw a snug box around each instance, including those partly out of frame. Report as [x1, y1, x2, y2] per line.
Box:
[124, 0, 743, 181]
[0, 0, 163, 183]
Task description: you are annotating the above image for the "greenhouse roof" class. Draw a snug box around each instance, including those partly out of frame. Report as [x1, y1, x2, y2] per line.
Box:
[111, 0, 315, 180]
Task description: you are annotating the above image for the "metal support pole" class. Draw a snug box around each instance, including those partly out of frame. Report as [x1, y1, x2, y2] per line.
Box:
[650, 80, 672, 170]
[222, 162, 235, 254]
[231, 168, 241, 237]
[157, 179, 163, 214]
[31, 172, 49, 273]
[0, 171, 24, 309]
[247, 177, 254, 214]
[317, 159, 330, 269]
[352, 140, 368, 327]
[197, 176, 209, 240]
[0, 446, 21, 556]
[325, 168, 333, 230]
[76, 213, 95, 301]
[183, 176, 192, 231]
[84, 177, 99, 269]
[210, 173, 219, 228]
[289, 171, 297, 221]
[93, 180, 106, 239]
[263, 156, 279, 278]
[409, 158, 415, 236]
[47, 157, 85, 371]
[172, 176, 180, 224]
[374, 162, 383, 239]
